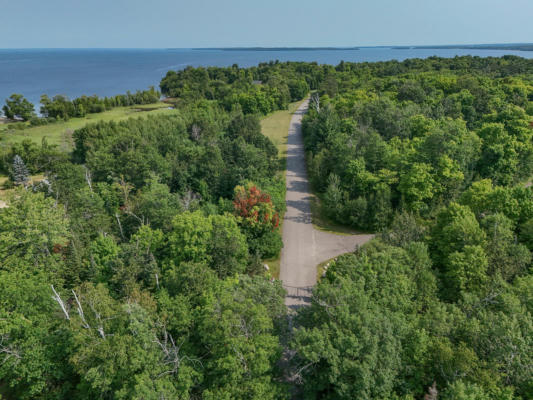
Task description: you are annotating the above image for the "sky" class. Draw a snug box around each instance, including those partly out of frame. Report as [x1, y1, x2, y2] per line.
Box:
[1, 0, 532, 48]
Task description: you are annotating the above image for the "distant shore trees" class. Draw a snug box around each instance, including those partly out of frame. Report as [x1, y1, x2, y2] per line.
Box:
[2, 93, 35, 121]
[1, 87, 160, 126]
[40, 86, 161, 121]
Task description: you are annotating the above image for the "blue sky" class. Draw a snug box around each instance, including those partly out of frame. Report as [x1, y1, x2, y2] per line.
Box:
[1, 0, 532, 48]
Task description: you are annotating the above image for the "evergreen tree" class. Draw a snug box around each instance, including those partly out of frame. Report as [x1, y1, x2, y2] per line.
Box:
[12, 154, 30, 186]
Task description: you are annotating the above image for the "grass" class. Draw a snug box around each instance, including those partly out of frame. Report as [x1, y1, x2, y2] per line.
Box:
[0, 174, 45, 203]
[260, 99, 306, 278]
[260, 99, 305, 169]
[0, 176, 8, 202]
[263, 257, 281, 280]
[316, 257, 336, 282]
[0, 103, 175, 149]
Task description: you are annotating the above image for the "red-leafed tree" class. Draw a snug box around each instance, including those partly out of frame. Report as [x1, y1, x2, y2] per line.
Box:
[233, 183, 282, 259]
[233, 184, 279, 232]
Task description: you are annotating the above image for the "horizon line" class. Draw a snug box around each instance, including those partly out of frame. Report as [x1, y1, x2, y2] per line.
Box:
[1, 42, 533, 50]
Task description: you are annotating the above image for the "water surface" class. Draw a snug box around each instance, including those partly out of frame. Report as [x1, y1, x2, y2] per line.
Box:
[1, 48, 533, 107]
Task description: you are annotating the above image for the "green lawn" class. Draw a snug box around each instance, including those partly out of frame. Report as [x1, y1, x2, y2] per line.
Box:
[0, 176, 8, 201]
[263, 257, 281, 281]
[0, 103, 176, 148]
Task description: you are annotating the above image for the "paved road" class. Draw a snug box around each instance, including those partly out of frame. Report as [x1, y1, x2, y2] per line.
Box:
[279, 100, 374, 307]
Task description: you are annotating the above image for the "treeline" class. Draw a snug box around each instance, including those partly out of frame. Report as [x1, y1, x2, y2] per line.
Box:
[1, 87, 161, 124]
[160, 61, 318, 114]
[39, 86, 161, 121]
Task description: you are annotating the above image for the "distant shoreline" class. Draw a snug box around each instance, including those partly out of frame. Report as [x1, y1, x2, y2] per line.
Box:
[191, 47, 360, 51]
[184, 43, 533, 52]
[392, 43, 533, 52]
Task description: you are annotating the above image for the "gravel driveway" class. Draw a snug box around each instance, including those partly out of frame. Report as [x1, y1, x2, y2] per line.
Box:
[279, 99, 374, 307]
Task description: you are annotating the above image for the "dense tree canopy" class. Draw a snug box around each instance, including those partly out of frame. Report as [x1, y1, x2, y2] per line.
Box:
[294, 55, 533, 399]
[1, 56, 532, 399]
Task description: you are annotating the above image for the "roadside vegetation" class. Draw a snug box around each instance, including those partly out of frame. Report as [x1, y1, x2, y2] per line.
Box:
[0, 58, 532, 399]
[261, 99, 305, 166]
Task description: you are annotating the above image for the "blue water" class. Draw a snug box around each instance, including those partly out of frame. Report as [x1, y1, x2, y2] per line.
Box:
[1, 48, 533, 107]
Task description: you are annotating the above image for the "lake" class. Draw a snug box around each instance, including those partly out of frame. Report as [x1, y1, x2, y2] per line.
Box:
[1, 47, 533, 107]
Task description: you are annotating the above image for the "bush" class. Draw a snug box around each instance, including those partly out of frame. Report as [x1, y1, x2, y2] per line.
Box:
[29, 116, 49, 126]
[248, 230, 282, 259]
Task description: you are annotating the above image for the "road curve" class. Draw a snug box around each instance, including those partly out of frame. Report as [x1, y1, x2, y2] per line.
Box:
[279, 100, 374, 307]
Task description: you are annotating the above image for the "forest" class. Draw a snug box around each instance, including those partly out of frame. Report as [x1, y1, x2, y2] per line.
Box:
[0, 56, 532, 399]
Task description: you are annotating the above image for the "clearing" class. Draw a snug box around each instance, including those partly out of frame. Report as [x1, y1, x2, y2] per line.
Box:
[0, 103, 175, 148]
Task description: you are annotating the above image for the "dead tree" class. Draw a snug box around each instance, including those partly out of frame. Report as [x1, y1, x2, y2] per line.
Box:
[424, 382, 438, 400]
[310, 92, 320, 112]
[0, 334, 21, 365]
[51, 284, 70, 320]
[191, 124, 201, 141]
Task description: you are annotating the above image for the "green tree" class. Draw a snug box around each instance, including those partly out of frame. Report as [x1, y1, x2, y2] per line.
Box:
[431, 203, 486, 267]
[481, 213, 531, 281]
[441, 380, 492, 400]
[207, 214, 248, 278]
[66, 283, 197, 399]
[0, 270, 73, 399]
[0, 190, 69, 272]
[168, 210, 212, 264]
[478, 123, 519, 186]
[198, 278, 286, 400]
[398, 162, 436, 211]
[445, 245, 488, 300]
[2, 93, 34, 121]
[167, 211, 248, 277]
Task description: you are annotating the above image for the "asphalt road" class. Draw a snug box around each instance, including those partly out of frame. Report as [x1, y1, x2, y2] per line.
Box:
[279, 99, 374, 307]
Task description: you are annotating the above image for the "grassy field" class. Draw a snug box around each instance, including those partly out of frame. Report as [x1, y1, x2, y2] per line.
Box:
[0, 103, 176, 148]
[260, 100, 305, 278]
